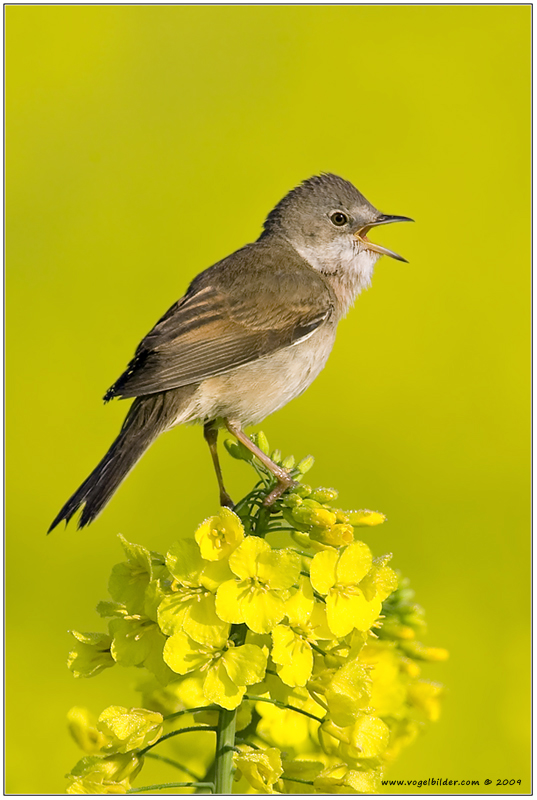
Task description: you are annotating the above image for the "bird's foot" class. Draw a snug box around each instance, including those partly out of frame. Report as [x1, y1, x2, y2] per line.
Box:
[220, 490, 235, 509]
[262, 476, 299, 507]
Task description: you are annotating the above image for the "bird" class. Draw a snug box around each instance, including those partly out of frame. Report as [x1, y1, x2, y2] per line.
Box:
[49, 173, 412, 531]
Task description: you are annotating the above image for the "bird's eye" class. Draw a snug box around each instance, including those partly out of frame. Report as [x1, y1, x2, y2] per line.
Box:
[330, 211, 349, 227]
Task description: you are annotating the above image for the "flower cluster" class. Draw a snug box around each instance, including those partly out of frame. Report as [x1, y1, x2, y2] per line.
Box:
[66, 433, 447, 794]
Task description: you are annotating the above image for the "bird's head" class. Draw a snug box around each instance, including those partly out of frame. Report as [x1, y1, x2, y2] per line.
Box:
[261, 173, 412, 274]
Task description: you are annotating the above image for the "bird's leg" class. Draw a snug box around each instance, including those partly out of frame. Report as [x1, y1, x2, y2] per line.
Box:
[224, 419, 298, 506]
[204, 423, 234, 508]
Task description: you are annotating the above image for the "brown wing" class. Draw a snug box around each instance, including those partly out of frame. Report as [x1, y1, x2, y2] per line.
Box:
[104, 240, 334, 400]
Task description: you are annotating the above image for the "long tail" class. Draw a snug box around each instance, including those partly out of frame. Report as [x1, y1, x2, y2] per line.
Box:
[48, 391, 186, 531]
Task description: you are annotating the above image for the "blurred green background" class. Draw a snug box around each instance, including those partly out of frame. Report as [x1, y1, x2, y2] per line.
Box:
[6, 5, 530, 795]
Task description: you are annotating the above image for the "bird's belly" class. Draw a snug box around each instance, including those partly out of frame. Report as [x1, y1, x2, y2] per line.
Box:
[178, 325, 336, 428]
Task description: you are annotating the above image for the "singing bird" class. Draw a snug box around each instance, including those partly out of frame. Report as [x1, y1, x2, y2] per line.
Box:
[49, 174, 411, 531]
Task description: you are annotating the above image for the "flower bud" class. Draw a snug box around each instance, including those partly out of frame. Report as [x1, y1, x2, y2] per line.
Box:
[281, 493, 303, 508]
[310, 487, 339, 503]
[380, 620, 416, 640]
[294, 483, 312, 497]
[402, 641, 449, 662]
[296, 455, 315, 474]
[310, 523, 354, 547]
[291, 505, 337, 529]
[223, 439, 243, 460]
[347, 509, 387, 527]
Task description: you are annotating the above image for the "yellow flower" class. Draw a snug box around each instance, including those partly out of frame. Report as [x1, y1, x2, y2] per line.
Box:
[97, 706, 163, 754]
[195, 507, 244, 561]
[216, 537, 301, 634]
[320, 714, 390, 767]
[158, 538, 231, 644]
[309, 542, 382, 637]
[408, 680, 444, 722]
[313, 763, 381, 794]
[280, 760, 323, 794]
[67, 631, 114, 679]
[163, 628, 267, 710]
[254, 685, 323, 750]
[360, 641, 408, 718]
[66, 753, 143, 794]
[67, 707, 110, 754]
[233, 745, 283, 793]
[271, 577, 332, 687]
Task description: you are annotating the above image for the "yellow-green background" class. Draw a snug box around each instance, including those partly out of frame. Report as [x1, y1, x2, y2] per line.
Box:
[7, 5, 530, 794]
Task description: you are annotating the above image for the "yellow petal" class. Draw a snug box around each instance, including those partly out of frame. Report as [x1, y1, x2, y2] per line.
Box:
[183, 594, 230, 646]
[222, 644, 267, 686]
[350, 714, 390, 758]
[165, 538, 203, 582]
[326, 590, 381, 637]
[229, 536, 270, 580]
[258, 548, 301, 590]
[195, 507, 244, 562]
[162, 632, 208, 675]
[241, 587, 285, 634]
[203, 660, 245, 710]
[285, 576, 314, 627]
[215, 579, 247, 624]
[336, 541, 372, 585]
[310, 549, 338, 595]
[277, 637, 313, 688]
[271, 625, 296, 666]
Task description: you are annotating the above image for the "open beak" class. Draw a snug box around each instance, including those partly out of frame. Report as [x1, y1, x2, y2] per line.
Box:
[354, 214, 414, 263]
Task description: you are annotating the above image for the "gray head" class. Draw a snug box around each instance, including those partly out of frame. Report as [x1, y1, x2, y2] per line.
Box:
[261, 173, 411, 268]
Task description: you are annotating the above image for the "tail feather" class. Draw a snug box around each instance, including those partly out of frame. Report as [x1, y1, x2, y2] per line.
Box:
[48, 391, 187, 531]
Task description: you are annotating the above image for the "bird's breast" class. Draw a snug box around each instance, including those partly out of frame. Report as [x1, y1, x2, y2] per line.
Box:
[179, 323, 337, 428]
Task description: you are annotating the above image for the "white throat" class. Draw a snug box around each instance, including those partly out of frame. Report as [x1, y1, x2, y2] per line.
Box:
[291, 236, 381, 318]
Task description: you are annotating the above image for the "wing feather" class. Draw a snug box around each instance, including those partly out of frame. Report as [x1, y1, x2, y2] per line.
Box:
[105, 241, 334, 399]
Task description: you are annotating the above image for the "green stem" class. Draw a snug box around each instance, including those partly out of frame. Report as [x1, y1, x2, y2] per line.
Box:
[214, 708, 237, 794]
[127, 781, 214, 794]
[144, 752, 202, 781]
[255, 505, 271, 535]
[281, 776, 315, 786]
[245, 695, 324, 724]
[138, 726, 217, 756]
[213, 624, 248, 793]
[164, 704, 218, 721]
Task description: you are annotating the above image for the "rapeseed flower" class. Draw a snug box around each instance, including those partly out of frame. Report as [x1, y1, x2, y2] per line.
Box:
[163, 627, 267, 710]
[216, 537, 301, 634]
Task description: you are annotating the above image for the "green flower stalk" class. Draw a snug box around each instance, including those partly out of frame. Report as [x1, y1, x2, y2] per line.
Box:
[65, 433, 448, 794]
